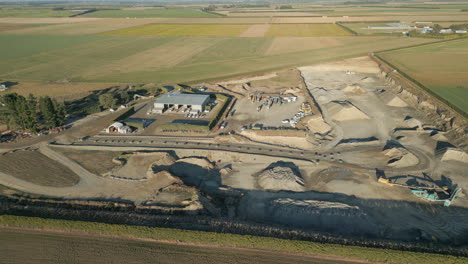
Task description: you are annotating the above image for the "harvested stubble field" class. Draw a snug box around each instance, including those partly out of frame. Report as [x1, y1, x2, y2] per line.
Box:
[265, 24, 352, 37]
[102, 24, 252, 37]
[379, 38, 468, 113]
[0, 150, 79, 187]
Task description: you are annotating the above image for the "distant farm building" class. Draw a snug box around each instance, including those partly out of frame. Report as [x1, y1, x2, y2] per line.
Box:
[151, 93, 210, 113]
[440, 28, 453, 34]
[455, 30, 467, 34]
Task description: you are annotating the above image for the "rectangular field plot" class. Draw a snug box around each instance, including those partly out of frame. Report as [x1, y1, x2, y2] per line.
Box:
[83, 8, 220, 18]
[379, 38, 468, 114]
[103, 24, 251, 37]
[265, 24, 352, 37]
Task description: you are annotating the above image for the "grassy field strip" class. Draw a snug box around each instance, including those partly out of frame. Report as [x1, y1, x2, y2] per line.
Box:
[102, 23, 252, 37]
[0, 35, 178, 81]
[81, 8, 220, 18]
[1, 21, 157, 35]
[103, 23, 353, 37]
[265, 24, 352, 37]
[0, 34, 102, 60]
[81, 37, 225, 76]
[86, 37, 434, 84]
[0, 34, 435, 85]
[378, 38, 468, 114]
[0, 215, 466, 264]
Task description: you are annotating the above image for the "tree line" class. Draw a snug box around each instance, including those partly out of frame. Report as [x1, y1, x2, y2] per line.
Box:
[0, 93, 65, 132]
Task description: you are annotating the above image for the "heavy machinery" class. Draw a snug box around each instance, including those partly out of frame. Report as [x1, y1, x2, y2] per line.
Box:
[378, 176, 462, 207]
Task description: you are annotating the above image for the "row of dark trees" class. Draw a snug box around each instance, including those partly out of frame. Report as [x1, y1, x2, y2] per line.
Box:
[0, 93, 65, 132]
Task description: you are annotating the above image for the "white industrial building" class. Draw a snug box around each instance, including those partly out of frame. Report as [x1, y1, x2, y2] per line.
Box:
[151, 93, 210, 113]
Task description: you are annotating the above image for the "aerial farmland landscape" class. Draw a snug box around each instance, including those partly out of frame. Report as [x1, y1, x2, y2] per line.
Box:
[0, 0, 467, 263]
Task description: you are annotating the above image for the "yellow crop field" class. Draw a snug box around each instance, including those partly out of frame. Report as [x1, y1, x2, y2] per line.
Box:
[103, 24, 251, 37]
[265, 24, 352, 37]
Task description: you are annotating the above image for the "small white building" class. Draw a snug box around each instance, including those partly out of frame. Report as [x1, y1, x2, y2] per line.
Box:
[421, 27, 433, 34]
[106, 122, 132, 134]
[440, 28, 453, 34]
[455, 30, 467, 34]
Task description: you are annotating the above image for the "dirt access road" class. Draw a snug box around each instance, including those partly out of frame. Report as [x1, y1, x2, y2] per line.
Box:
[0, 228, 364, 264]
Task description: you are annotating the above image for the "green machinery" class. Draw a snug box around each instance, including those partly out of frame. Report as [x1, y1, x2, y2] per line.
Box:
[411, 187, 462, 207]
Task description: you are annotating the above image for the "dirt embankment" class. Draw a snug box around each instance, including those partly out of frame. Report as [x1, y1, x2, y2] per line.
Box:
[370, 55, 467, 152]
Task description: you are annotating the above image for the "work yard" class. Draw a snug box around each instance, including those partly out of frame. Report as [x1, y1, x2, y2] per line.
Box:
[265, 24, 352, 37]
[103, 24, 252, 37]
[379, 38, 468, 114]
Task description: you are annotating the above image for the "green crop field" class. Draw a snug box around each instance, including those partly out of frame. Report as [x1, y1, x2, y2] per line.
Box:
[265, 24, 352, 37]
[0, 7, 76, 18]
[0, 33, 434, 87]
[102, 24, 251, 37]
[83, 8, 220, 18]
[379, 38, 468, 114]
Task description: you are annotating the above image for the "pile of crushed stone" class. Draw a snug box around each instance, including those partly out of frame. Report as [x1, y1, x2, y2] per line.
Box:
[258, 166, 305, 192]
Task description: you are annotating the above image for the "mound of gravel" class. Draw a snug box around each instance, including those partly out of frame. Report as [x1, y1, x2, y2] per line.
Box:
[257, 166, 305, 192]
[441, 148, 468, 163]
[403, 116, 422, 129]
[383, 147, 418, 168]
[343, 84, 366, 95]
[328, 100, 370, 122]
[360, 76, 376, 83]
[387, 96, 408, 107]
[307, 116, 332, 135]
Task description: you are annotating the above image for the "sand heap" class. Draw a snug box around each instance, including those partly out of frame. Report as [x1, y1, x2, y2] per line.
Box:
[387, 96, 408, 107]
[383, 147, 418, 168]
[403, 116, 423, 129]
[307, 116, 332, 135]
[257, 166, 305, 192]
[441, 148, 468, 163]
[343, 84, 366, 95]
[360, 76, 376, 83]
[328, 101, 370, 122]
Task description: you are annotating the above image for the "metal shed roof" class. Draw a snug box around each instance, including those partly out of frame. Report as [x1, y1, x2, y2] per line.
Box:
[154, 93, 209, 106]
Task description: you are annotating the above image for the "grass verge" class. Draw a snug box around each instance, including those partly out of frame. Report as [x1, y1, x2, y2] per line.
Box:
[0, 215, 467, 264]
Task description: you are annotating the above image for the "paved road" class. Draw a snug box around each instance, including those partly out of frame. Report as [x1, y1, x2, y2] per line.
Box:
[77, 135, 339, 164]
